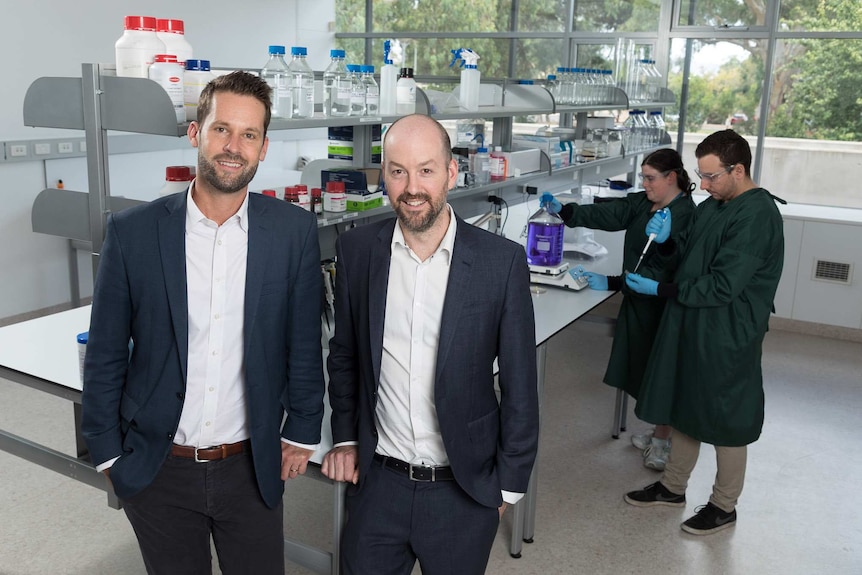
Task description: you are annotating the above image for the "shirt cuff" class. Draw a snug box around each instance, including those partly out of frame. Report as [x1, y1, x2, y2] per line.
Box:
[95, 456, 121, 473]
[502, 490, 524, 505]
[332, 441, 359, 448]
[280, 437, 319, 451]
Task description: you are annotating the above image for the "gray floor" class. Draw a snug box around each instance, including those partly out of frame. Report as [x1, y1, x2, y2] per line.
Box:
[1, 306, 861, 575]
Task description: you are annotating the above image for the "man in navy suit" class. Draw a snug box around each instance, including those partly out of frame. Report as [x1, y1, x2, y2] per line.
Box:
[322, 114, 539, 574]
[81, 71, 325, 574]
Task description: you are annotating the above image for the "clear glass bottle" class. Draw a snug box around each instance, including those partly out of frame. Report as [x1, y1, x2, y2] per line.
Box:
[347, 64, 365, 116]
[322, 49, 346, 118]
[288, 46, 315, 119]
[332, 58, 352, 117]
[473, 146, 491, 185]
[361, 65, 379, 116]
[545, 74, 559, 103]
[526, 205, 565, 267]
[260, 45, 292, 118]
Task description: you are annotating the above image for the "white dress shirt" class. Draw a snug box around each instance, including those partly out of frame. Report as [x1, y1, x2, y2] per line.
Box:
[174, 184, 251, 447]
[375, 205, 458, 467]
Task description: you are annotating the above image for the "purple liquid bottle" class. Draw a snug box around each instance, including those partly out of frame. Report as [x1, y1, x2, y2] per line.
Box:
[526, 207, 565, 267]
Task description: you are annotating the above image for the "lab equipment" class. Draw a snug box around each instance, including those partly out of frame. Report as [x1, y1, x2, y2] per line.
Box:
[633, 208, 669, 273]
[148, 54, 186, 123]
[361, 65, 379, 116]
[530, 262, 589, 292]
[473, 146, 491, 185]
[380, 41, 398, 115]
[347, 65, 365, 116]
[260, 45, 292, 118]
[323, 49, 347, 118]
[289, 46, 314, 119]
[625, 273, 658, 295]
[490, 146, 508, 181]
[77, 331, 88, 383]
[526, 205, 565, 267]
[450, 48, 480, 111]
[183, 59, 212, 121]
[115, 15, 165, 78]
[396, 67, 416, 115]
[158, 165, 194, 197]
[156, 19, 192, 66]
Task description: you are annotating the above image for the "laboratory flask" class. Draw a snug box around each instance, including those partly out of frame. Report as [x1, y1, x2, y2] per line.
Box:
[526, 205, 565, 267]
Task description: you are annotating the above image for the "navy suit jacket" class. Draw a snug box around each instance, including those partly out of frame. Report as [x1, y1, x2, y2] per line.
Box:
[327, 216, 539, 508]
[81, 191, 325, 508]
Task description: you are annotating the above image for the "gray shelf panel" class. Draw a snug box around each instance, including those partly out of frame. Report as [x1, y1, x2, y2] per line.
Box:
[24, 78, 85, 130]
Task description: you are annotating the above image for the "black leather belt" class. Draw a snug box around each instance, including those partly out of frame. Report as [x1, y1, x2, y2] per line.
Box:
[374, 453, 454, 482]
[171, 439, 249, 462]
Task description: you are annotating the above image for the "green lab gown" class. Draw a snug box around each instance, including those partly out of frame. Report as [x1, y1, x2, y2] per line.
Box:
[562, 192, 695, 399]
[634, 188, 784, 446]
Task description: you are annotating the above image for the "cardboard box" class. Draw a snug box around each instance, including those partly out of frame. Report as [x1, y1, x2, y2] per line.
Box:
[328, 125, 382, 162]
[345, 191, 384, 212]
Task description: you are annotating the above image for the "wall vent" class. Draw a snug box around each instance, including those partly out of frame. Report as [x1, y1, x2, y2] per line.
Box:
[812, 259, 853, 285]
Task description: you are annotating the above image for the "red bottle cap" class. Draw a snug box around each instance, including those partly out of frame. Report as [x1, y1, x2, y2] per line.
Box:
[262, 189, 277, 197]
[157, 19, 185, 34]
[165, 166, 192, 181]
[325, 181, 345, 193]
[124, 16, 158, 32]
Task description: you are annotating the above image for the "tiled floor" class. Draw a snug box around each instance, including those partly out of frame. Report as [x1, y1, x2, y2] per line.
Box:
[1, 308, 860, 574]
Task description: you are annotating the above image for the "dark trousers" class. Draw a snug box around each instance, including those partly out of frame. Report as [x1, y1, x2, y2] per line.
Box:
[121, 450, 284, 575]
[340, 459, 499, 575]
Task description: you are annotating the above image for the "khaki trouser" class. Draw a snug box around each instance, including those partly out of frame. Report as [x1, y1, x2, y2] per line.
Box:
[660, 429, 747, 512]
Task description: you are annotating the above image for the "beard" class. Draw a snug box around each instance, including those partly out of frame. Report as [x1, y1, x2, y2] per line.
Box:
[197, 152, 259, 194]
[393, 192, 447, 234]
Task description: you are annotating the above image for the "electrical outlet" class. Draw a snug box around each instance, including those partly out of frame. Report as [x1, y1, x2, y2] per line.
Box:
[9, 144, 27, 157]
[79, 141, 87, 152]
[58, 142, 74, 153]
[34, 143, 51, 155]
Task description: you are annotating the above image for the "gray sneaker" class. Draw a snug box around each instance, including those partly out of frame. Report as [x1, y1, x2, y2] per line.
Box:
[643, 438, 670, 471]
[631, 431, 654, 451]
[624, 481, 686, 507]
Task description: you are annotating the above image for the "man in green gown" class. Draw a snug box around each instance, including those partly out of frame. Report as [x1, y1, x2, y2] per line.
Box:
[622, 130, 785, 535]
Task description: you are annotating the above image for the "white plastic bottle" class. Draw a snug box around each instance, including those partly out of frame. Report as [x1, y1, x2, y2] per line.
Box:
[156, 19, 192, 66]
[451, 48, 480, 112]
[158, 165, 193, 197]
[347, 65, 365, 116]
[396, 67, 416, 115]
[322, 49, 346, 118]
[289, 46, 315, 119]
[149, 54, 186, 123]
[362, 65, 379, 117]
[379, 40, 398, 116]
[260, 45, 292, 119]
[115, 15, 165, 78]
[183, 59, 212, 121]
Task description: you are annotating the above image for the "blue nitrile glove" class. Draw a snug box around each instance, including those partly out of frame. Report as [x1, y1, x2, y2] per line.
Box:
[582, 271, 608, 291]
[626, 273, 659, 296]
[645, 208, 671, 243]
[540, 192, 562, 215]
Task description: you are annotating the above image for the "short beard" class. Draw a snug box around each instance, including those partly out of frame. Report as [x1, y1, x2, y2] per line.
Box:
[198, 153, 259, 194]
[394, 193, 446, 234]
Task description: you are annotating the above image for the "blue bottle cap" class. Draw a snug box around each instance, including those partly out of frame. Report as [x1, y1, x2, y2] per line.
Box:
[268, 45, 285, 55]
[77, 331, 89, 344]
[185, 59, 210, 71]
[291, 46, 308, 56]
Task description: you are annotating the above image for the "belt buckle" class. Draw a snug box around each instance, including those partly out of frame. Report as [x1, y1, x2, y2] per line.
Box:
[408, 464, 433, 482]
[194, 446, 211, 463]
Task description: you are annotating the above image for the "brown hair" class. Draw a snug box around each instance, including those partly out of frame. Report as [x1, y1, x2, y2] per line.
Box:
[695, 129, 752, 176]
[196, 71, 272, 135]
[642, 148, 695, 194]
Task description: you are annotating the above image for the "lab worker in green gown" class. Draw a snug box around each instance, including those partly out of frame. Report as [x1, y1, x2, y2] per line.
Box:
[540, 148, 696, 471]
[623, 130, 785, 536]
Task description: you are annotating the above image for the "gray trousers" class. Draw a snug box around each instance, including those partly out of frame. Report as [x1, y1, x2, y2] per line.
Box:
[660, 429, 747, 512]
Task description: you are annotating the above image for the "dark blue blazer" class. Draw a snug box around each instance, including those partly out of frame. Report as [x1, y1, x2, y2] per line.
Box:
[81, 191, 325, 508]
[327, 216, 539, 508]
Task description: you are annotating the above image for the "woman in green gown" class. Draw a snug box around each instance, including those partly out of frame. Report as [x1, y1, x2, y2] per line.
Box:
[540, 148, 695, 471]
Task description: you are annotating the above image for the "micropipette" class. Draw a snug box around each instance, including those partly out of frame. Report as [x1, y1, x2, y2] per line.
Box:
[632, 208, 668, 273]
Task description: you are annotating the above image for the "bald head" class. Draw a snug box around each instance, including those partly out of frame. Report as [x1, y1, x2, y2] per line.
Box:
[383, 114, 453, 166]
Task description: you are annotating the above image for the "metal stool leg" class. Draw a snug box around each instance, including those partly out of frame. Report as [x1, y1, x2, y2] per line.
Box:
[612, 388, 626, 438]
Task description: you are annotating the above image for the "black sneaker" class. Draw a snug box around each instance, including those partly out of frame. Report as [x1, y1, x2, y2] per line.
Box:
[624, 481, 686, 507]
[681, 502, 737, 535]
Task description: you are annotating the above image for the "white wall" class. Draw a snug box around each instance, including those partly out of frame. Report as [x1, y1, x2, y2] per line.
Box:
[0, 0, 336, 320]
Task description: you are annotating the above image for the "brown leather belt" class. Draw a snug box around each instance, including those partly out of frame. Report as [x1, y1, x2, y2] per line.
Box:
[171, 439, 250, 462]
[373, 453, 455, 482]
